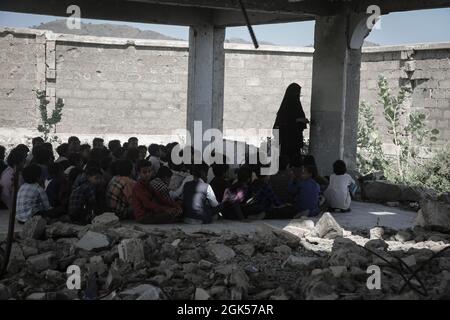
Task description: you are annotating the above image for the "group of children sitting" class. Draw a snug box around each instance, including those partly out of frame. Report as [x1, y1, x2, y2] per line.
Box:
[0, 136, 356, 225]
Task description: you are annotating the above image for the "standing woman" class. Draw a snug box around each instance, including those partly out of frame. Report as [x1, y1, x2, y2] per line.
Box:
[273, 83, 309, 161]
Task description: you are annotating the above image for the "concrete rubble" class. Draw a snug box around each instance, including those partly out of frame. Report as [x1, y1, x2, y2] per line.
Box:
[0, 211, 449, 300]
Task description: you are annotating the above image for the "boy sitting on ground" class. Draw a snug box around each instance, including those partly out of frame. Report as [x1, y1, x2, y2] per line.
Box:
[132, 160, 181, 224]
[324, 160, 356, 213]
[106, 159, 136, 219]
[150, 166, 174, 201]
[45, 162, 70, 209]
[182, 163, 220, 224]
[16, 164, 62, 223]
[288, 164, 320, 217]
[68, 166, 103, 225]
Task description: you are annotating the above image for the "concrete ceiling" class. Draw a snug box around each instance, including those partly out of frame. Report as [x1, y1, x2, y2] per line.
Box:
[1, 0, 450, 27]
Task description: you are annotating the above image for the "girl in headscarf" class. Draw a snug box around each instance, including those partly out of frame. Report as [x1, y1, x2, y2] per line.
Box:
[273, 83, 309, 161]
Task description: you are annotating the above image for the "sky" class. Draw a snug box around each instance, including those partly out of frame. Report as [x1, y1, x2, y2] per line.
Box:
[0, 8, 449, 46]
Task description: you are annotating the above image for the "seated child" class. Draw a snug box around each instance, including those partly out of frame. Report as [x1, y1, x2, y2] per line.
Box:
[182, 163, 219, 224]
[150, 166, 174, 202]
[324, 160, 355, 212]
[68, 166, 103, 225]
[45, 162, 70, 209]
[288, 165, 320, 217]
[16, 164, 62, 223]
[250, 165, 296, 219]
[209, 163, 230, 203]
[221, 166, 253, 220]
[106, 159, 136, 219]
[132, 160, 181, 224]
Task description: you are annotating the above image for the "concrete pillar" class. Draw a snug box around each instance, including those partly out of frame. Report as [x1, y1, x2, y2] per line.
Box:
[309, 14, 370, 175]
[186, 25, 225, 147]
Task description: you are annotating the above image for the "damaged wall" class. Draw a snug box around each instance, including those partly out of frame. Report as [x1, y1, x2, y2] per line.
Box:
[0, 27, 449, 151]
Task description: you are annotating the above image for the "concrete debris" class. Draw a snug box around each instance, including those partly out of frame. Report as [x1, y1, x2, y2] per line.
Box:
[22, 216, 47, 240]
[118, 238, 145, 266]
[75, 231, 110, 251]
[0, 216, 449, 300]
[314, 212, 344, 239]
[91, 212, 120, 227]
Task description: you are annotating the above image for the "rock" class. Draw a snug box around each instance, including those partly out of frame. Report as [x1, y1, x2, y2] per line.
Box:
[230, 288, 243, 300]
[27, 252, 56, 272]
[207, 243, 235, 262]
[394, 230, 413, 242]
[329, 266, 347, 278]
[26, 293, 47, 300]
[45, 222, 77, 239]
[75, 231, 110, 251]
[273, 245, 292, 256]
[365, 239, 388, 251]
[314, 212, 344, 239]
[120, 284, 162, 300]
[209, 286, 227, 298]
[229, 267, 250, 292]
[194, 288, 210, 300]
[363, 181, 430, 202]
[234, 244, 255, 257]
[290, 218, 315, 230]
[328, 249, 368, 268]
[171, 239, 181, 247]
[418, 199, 450, 231]
[198, 260, 214, 269]
[110, 227, 146, 239]
[22, 216, 47, 239]
[118, 238, 145, 266]
[178, 250, 201, 263]
[0, 284, 11, 300]
[21, 246, 39, 258]
[92, 212, 119, 227]
[401, 255, 417, 268]
[282, 255, 320, 269]
[43, 270, 64, 283]
[370, 227, 384, 240]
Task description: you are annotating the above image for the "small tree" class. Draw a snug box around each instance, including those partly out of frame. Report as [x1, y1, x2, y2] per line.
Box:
[357, 76, 439, 184]
[35, 90, 64, 143]
[378, 76, 439, 182]
[357, 101, 387, 175]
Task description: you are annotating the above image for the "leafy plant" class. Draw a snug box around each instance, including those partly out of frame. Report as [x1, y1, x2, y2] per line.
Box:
[35, 89, 64, 143]
[357, 76, 440, 185]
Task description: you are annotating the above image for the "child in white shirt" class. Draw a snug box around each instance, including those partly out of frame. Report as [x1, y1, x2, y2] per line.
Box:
[324, 160, 355, 212]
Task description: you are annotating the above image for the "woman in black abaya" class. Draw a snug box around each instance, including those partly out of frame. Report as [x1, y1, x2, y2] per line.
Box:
[273, 83, 309, 161]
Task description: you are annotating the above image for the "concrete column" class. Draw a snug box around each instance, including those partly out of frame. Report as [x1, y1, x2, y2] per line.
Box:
[309, 14, 369, 175]
[186, 25, 225, 147]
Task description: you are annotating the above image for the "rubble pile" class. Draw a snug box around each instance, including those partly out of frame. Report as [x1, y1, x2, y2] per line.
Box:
[0, 212, 449, 300]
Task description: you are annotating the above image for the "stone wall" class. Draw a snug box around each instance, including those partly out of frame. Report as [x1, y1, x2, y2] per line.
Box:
[0, 27, 449, 152]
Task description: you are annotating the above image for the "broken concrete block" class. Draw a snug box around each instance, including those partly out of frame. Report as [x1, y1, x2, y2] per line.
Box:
[207, 243, 235, 262]
[394, 230, 413, 242]
[273, 245, 292, 256]
[314, 212, 344, 239]
[46, 222, 77, 239]
[234, 244, 255, 257]
[329, 266, 347, 278]
[0, 284, 11, 300]
[171, 239, 181, 247]
[194, 288, 210, 300]
[110, 227, 146, 239]
[120, 284, 162, 300]
[198, 259, 214, 269]
[363, 181, 428, 202]
[43, 270, 64, 283]
[92, 212, 119, 227]
[87, 255, 108, 276]
[118, 238, 145, 266]
[106, 266, 123, 290]
[27, 252, 56, 272]
[26, 293, 47, 300]
[370, 227, 384, 240]
[418, 199, 450, 231]
[22, 216, 47, 239]
[229, 267, 250, 292]
[282, 255, 319, 269]
[401, 255, 417, 268]
[75, 231, 110, 251]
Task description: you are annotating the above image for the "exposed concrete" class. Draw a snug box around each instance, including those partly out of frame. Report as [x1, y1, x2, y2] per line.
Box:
[186, 25, 225, 147]
[309, 15, 368, 175]
[0, 201, 417, 237]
